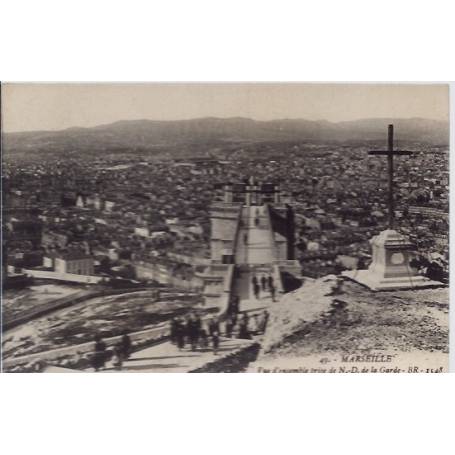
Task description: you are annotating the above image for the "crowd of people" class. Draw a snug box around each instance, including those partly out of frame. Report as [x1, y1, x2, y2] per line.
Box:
[91, 332, 131, 372]
[170, 313, 212, 351]
[224, 310, 269, 340]
[170, 309, 270, 354]
[90, 307, 271, 371]
[251, 274, 276, 301]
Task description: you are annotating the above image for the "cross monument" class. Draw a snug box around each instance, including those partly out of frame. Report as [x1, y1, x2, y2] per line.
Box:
[342, 124, 443, 291]
[368, 124, 413, 229]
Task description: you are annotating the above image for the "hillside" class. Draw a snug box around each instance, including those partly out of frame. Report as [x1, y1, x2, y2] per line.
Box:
[249, 279, 449, 373]
[3, 116, 449, 153]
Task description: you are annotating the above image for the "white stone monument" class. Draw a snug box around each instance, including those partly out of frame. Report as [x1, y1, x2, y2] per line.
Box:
[343, 125, 444, 291]
[343, 229, 441, 290]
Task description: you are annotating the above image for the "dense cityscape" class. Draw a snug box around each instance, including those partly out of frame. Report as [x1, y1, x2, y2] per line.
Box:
[1, 114, 450, 373]
[3, 138, 449, 287]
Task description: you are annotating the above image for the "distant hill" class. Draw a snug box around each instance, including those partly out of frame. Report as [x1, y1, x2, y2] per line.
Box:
[3, 117, 449, 153]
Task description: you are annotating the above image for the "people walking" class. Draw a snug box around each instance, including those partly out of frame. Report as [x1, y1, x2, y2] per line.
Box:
[175, 317, 185, 350]
[170, 318, 178, 345]
[112, 343, 123, 370]
[92, 335, 107, 372]
[259, 310, 270, 334]
[231, 294, 240, 315]
[228, 295, 239, 316]
[194, 313, 202, 348]
[251, 314, 260, 335]
[253, 282, 260, 299]
[270, 284, 276, 302]
[232, 321, 241, 338]
[121, 332, 132, 360]
[238, 318, 251, 340]
[231, 312, 238, 328]
[184, 315, 191, 346]
[186, 314, 198, 351]
[260, 275, 267, 292]
[267, 274, 274, 291]
[199, 323, 209, 349]
[225, 316, 234, 338]
[208, 317, 220, 354]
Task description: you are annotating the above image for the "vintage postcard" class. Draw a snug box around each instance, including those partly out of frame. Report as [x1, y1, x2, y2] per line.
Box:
[1, 83, 449, 373]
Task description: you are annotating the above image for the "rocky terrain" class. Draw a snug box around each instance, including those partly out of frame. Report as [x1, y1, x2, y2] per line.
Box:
[2, 284, 84, 321]
[250, 278, 449, 372]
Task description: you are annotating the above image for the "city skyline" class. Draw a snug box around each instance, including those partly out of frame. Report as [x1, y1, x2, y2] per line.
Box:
[2, 83, 450, 133]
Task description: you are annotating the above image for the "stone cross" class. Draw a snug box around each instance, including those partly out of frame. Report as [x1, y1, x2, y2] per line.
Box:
[368, 124, 413, 229]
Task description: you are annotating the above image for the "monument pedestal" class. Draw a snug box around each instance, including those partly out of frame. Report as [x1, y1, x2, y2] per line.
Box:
[342, 229, 443, 291]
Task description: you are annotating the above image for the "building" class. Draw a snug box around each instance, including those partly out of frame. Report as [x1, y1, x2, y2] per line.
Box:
[5, 218, 43, 248]
[199, 177, 301, 310]
[45, 251, 94, 275]
[209, 178, 295, 264]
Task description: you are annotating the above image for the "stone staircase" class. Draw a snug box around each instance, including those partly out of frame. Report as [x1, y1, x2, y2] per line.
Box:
[231, 264, 276, 313]
[234, 205, 275, 265]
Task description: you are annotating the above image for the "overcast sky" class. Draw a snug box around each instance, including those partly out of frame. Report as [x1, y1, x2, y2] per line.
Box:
[2, 83, 449, 133]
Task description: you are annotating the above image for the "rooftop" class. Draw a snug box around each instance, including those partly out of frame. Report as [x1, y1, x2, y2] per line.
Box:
[47, 250, 93, 261]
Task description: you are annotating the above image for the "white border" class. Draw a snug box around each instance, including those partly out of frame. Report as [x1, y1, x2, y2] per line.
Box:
[1, 2, 454, 455]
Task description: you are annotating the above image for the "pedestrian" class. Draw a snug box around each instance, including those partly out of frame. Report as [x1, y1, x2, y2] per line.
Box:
[260, 275, 267, 292]
[238, 320, 251, 340]
[186, 314, 197, 351]
[252, 275, 258, 287]
[209, 317, 220, 354]
[194, 313, 202, 348]
[199, 323, 209, 348]
[253, 282, 260, 299]
[260, 310, 270, 333]
[232, 295, 240, 315]
[267, 274, 273, 291]
[232, 321, 241, 338]
[112, 343, 123, 370]
[270, 284, 276, 302]
[121, 332, 132, 359]
[170, 318, 178, 345]
[175, 317, 185, 350]
[225, 316, 233, 338]
[251, 314, 260, 335]
[228, 296, 235, 315]
[92, 335, 107, 372]
[231, 312, 238, 328]
[184, 315, 191, 347]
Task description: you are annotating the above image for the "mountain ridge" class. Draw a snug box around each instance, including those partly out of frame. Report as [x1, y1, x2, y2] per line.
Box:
[4, 117, 449, 151]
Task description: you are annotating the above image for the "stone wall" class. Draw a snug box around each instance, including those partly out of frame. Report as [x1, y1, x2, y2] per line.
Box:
[210, 206, 241, 261]
[23, 269, 103, 284]
[134, 262, 203, 290]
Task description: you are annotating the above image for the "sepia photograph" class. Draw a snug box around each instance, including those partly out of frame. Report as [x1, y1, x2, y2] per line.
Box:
[0, 83, 450, 373]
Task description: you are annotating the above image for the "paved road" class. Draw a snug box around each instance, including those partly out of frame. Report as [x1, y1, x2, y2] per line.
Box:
[232, 266, 275, 312]
[87, 337, 256, 373]
[235, 205, 275, 265]
[230, 205, 277, 313]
